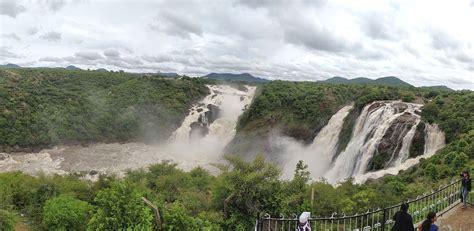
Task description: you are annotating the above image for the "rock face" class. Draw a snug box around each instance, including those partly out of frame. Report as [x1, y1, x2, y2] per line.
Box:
[392, 102, 408, 113]
[409, 122, 426, 158]
[367, 102, 384, 113]
[0, 153, 10, 161]
[368, 112, 418, 171]
[189, 104, 220, 138]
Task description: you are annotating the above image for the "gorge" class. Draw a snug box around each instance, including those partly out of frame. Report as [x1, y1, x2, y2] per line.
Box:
[0, 82, 445, 183]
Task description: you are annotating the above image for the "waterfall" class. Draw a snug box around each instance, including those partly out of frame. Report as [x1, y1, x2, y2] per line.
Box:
[423, 124, 445, 156]
[324, 101, 430, 183]
[307, 105, 354, 177]
[1, 84, 256, 177]
[392, 120, 420, 166]
[169, 85, 256, 144]
[168, 85, 256, 158]
[280, 105, 353, 179]
[353, 123, 445, 183]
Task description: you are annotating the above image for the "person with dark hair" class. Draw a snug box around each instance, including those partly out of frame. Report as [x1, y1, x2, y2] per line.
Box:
[392, 202, 414, 231]
[460, 171, 472, 209]
[419, 212, 438, 231]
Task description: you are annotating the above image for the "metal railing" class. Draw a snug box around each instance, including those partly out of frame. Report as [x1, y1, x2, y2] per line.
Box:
[255, 179, 469, 231]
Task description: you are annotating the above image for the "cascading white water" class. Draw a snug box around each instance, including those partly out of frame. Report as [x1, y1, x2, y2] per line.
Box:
[392, 120, 420, 166]
[1, 95, 446, 183]
[169, 85, 255, 147]
[354, 123, 445, 183]
[0, 85, 256, 177]
[324, 101, 428, 183]
[279, 105, 353, 179]
[423, 124, 446, 156]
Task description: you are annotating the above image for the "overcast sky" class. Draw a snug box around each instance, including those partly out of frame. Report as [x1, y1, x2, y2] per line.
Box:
[1, 0, 473, 89]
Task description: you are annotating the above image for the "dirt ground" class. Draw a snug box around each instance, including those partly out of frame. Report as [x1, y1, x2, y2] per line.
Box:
[436, 204, 474, 231]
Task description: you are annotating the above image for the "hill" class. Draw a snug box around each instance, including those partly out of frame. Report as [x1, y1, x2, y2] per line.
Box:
[0, 72, 472, 230]
[158, 72, 179, 78]
[65, 65, 81, 70]
[0, 68, 209, 150]
[0, 63, 21, 68]
[323, 76, 413, 87]
[203, 72, 270, 83]
[419, 85, 453, 91]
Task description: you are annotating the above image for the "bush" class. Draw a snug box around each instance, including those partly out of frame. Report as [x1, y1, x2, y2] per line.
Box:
[87, 182, 154, 231]
[163, 202, 218, 231]
[42, 195, 91, 231]
[0, 210, 15, 231]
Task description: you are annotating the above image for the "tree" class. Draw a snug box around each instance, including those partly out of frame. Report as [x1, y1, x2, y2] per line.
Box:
[0, 210, 15, 231]
[213, 155, 282, 230]
[452, 152, 468, 169]
[87, 182, 154, 231]
[281, 160, 311, 214]
[43, 195, 91, 231]
[163, 202, 218, 231]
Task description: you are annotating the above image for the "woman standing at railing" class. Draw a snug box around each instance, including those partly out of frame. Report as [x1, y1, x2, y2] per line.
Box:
[460, 170, 472, 209]
[418, 212, 438, 231]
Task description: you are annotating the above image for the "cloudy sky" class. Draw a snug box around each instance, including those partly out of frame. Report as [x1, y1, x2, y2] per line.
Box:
[1, 0, 473, 89]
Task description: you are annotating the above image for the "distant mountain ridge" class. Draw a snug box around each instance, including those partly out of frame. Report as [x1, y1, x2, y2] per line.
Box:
[65, 65, 81, 70]
[0, 63, 21, 69]
[419, 85, 453, 91]
[323, 76, 413, 87]
[0, 64, 455, 90]
[203, 73, 270, 83]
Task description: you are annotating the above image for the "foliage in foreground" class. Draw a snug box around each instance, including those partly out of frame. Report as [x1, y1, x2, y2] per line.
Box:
[0, 148, 472, 230]
[43, 195, 91, 231]
[0, 209, 15, 231]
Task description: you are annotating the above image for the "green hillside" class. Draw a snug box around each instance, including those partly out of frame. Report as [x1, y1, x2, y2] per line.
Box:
[0, 70, 472, 230]
[228, 81, 416, 156]
[0, 68, 209, 150]
[323, 76, 413, 87]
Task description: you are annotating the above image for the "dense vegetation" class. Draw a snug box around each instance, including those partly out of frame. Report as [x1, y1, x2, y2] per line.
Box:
[0, 70, 472, 230]
[0, 68, 209, 150]
[1, 144, 471, 230]
[322, 76, 414, 87]
[228, 81, 415, 156]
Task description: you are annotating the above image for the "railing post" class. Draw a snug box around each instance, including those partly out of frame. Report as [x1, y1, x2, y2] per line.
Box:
[381, 208, 387, 231]
[255, 213, 260, 231]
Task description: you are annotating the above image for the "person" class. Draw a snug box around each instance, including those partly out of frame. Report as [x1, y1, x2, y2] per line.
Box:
[392, 202, 414, 231]
[460, 171, 472, 209]
[297, 212, 311, 231]
[419, 212, 438, 231]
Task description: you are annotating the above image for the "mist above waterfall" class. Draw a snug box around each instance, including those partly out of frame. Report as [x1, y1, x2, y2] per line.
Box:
[1, 87, 446, 183]
[167, 85, 256, 164]
[274, 101, 445, 184]
[0, 85, 256, 177]
[277, 105, 354, 179]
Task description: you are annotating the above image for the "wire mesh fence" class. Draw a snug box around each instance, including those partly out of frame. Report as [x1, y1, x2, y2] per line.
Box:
[256, 179, 464, 231]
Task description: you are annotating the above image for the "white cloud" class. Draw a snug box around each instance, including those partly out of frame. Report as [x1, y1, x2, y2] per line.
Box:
[74, 51, 103, 60]
[40, 31, 62, 42]
[44, 0, 66, 12]
[0, 0, 26, 18]
[0, 0, 472, 89]
[1, 33, 21, 41]
[27, 27, 40, 35]
[0, 46, 20, 58]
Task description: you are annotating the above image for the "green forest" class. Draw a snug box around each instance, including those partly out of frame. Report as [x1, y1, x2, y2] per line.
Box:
[0, 69, 473, 230]
[0, 68, 209, 151]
